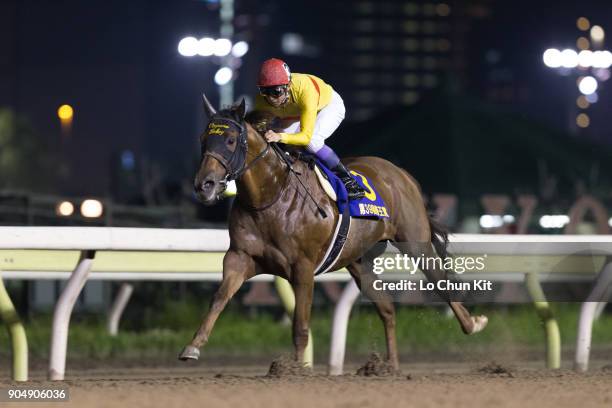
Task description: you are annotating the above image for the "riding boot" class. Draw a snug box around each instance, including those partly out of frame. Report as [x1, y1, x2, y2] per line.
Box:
[332, 162, 366, 200]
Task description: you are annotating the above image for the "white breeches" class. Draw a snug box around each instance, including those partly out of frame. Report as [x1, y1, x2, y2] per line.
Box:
[282, 90, 346, 153]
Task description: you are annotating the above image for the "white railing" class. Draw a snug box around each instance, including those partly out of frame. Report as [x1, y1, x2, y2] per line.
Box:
[1, 227, 611, 381]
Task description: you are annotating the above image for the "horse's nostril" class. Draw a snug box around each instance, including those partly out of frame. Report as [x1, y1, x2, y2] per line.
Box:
[202, 180, 215, 191]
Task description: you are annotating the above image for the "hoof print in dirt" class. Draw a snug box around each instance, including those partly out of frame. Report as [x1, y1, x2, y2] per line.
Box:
[267, 356, 314, 378]
[478, 362, 514, 378]
[356, 353, 400, 377]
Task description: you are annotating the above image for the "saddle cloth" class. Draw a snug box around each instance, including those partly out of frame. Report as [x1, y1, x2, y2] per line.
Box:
[314, 159, 390, 220]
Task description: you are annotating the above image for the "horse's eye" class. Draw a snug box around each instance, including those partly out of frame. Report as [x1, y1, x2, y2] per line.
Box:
[227, 137, 236, 145]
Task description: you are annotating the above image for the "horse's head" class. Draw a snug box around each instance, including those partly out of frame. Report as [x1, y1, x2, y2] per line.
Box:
[194, 93, 248, 205]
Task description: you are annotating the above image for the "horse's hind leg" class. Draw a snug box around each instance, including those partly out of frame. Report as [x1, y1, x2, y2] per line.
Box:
[392, 240, 488, 335]
[347, 260, 399, 371]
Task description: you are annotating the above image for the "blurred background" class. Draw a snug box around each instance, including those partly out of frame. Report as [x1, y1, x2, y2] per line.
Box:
[2, 0, 612, 364]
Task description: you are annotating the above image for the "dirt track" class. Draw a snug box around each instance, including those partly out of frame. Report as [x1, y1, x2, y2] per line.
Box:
[2, 360, 612, 408]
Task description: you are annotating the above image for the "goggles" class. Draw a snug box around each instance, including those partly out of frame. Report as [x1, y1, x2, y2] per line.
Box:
[259, 85, 288, 97]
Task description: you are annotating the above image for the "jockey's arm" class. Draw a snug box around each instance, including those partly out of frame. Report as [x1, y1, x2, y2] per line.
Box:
[278, 86, 319, 146]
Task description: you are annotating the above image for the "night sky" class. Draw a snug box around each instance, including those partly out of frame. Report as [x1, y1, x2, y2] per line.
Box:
[1, 0, 611, 198]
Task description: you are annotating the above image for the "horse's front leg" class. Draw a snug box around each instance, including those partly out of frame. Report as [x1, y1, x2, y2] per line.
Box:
[291, 275, 314, 365]
[179, 250, 254, 360]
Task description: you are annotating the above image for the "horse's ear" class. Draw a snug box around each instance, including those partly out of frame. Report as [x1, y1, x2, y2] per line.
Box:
[202, 93, 216, 118]
[235, 98, 246, 120]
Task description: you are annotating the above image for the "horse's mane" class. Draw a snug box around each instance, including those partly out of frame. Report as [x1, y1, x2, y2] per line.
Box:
[244, 110, 284, 135]
[215, 104, 283, 136]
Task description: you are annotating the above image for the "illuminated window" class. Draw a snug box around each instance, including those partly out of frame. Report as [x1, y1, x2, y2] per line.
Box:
[436, 3, 451, 17]
[403, 3, 419, 16]
[423, 3, 436, 16]
[402, 74, 419, 87]
[402, 92, 420, 105]
[402, 20, 420, 33]
[437, 39, 451, 52]
[356, 2, 374, 14]
[402, 38, 420, 52]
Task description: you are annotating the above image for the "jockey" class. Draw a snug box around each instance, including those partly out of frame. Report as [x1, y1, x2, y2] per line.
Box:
[255, 58, 366, 200]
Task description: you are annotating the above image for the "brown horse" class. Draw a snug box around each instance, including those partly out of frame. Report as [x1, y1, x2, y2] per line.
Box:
[179, 95, 487, 368]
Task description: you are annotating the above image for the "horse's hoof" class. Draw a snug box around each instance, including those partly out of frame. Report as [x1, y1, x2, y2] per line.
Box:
[470, 315, 488, 334]
[178, 345, 200, 361]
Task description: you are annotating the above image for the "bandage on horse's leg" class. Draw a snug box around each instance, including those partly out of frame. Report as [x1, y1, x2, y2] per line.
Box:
[179, 250, 254, 361]
[347, 261, 399, 371]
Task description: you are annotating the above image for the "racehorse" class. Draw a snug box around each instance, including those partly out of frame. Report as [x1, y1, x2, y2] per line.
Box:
[179, 95, 488, 369]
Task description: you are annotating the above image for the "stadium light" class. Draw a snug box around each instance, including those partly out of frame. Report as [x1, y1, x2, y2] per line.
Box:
[560, 49, 579, 68]
[231, 41, 249, 58]
[543, 20, 610, 130]
[578, 50, 593, 67]
[593, 50, 612, 68]
[214, 67, 233, 85]
[591, 25, 605, 42]
[56, 201, 74, 217]
[213, 38, 232, 57]
[586, 92, 599, 103]
[178, 37, 199, 57]
[543, 48, 562, 68]
[197, 37, 216, 56]
[578, 76, 598, 95]
[80, 199, 104, 218]
[479, 215, 503, 229]
[539, 215, 570, 229]
[178, 30, 249, 108]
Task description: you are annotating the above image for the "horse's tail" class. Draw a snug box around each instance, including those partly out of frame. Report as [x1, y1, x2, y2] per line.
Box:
[429, 215, 450, 259]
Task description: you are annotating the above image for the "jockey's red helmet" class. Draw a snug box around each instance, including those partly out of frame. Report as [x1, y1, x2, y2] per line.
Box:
[258, 58, 291, 87]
